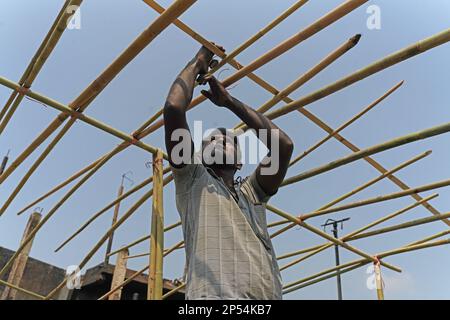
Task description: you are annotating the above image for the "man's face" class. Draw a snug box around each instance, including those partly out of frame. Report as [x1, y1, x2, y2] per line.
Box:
[202, 129, 240, 168]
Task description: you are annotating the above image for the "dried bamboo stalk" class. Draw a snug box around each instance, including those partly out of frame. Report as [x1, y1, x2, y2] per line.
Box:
[0, 279, 45, 300]
[162, 283, 186, 300]
[98, 265, 149, 300]
[289, 80, 403, 166]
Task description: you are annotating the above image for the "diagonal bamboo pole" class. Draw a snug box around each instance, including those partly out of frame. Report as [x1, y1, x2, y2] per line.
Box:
[270, 150, 431, 233]
[235, 33, 362, 130]
[140, 2, 446, 222]
[0, 0, 196, 184]
[283, 238, 450, 294]
[43, 174, 174, 300]
[98, 264, 149, 300]
[289, 80, 403, 166]
[203, 0, 309, 78]
[268, 205, 401, 272]
[0, 279, 45, 300]
[54, 166, 170, 253]
[126, 240, 184, 260]
[405, 230, 450, 247]
[282, 121, 450, 187]
[267, 28, 450, 121]
[278, 194, 438, 271]
[162, 282, 186, 300]
[107, 221, 181, 258]
[0, 0, 82, 133]
[301, 177, 450, 220]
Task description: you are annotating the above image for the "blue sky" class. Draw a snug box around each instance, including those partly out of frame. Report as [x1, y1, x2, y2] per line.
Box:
[1, 0, 450, 299]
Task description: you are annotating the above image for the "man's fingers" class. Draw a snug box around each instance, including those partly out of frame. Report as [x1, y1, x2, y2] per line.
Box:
[207, 76, 222, 92]
[201, 90, 213, 100]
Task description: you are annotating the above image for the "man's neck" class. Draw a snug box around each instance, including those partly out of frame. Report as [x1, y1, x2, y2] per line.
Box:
[208, 165, 236, 189]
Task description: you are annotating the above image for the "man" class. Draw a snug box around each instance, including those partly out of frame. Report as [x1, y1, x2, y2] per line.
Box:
[163, 45, 293, 300]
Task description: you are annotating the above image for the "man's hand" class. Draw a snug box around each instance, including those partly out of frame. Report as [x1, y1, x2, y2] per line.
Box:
[201, 76, 233, 107]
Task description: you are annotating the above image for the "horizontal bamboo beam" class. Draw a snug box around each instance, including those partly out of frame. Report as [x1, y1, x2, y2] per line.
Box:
[302, 177, 450, 220]
[268, 205, 401, 272]
[267, 28, 450, 120]
[289, 80, 403, 166]
[282, 121, 450, 186]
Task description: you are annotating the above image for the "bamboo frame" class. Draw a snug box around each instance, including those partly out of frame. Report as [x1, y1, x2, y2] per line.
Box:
[0, 0, 196, 185]
[0, 0, 82, 134]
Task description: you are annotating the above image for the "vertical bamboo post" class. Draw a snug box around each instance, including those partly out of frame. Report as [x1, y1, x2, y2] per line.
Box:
[374, 260, 384, 300]
[108, 249, 129, 300]
[104, 181, 125, 264]
[1, 211, 41, 300]
[148, 149, 164, 300]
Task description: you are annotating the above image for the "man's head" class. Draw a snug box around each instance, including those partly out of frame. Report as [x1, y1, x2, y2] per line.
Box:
[201, 128, 242, 171]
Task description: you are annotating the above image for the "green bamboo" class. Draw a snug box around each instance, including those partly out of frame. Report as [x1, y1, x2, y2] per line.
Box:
[282, 122, 450, 187]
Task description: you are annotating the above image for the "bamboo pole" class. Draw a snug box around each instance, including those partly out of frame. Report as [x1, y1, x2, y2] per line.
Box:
[162, 283, 186, 300]
[148, 149, 164, 300]
[144, 0, 369, 135]
[301, 178, 450, 220]
[270, 150, 431, 234]
[0, 0, 196, 184]
[0, 0, 81, 134]
[104, 182, 125, 264]
[235, 34, 362, 129]
[54, 167, 168, 253]
[106, 221, 181, 258]
[0, 211, 41, 300]
[108, 249, 129, 300]
[98, 265, 149, 300]
[43, 174, 174, 300]
[16, 156, 104, 216]
[203, 0, 309, 77]
[289, 80, 403, 166]
[282, 122, 450, 187]
[283, 238, 450, 294]
[277, 193, 438, 262]
[268, 205, 401, 272]
[267, 28, 450, 121]
[374, 261, 384, 300]
[405, 230, 450, 247]
[126, 240, 184, 260]
[0, 150, 9, 175]
[348, 211, 450, 241]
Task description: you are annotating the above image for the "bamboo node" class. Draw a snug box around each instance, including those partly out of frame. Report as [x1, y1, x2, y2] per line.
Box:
[17, 86, 30, 95]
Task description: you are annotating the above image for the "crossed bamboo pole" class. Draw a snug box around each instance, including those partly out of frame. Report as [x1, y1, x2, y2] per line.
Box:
[278, 194, 438, 271]
[0, 0, 196, 185]
[0, 0, 82, 134]
[282, 237, 450, 295]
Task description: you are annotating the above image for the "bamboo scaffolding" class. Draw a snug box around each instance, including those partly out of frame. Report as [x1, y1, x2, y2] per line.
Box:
[0, 0, 81, 134]
[405, 230, 450, 247]
[106, 221, 181, 258]
[278, 194, 438, 271]
[289, 80, 403, 166]
[203, 0, 310, 77]
[126, 240, 184, 260]
[300, 177, 450, 220]
[270, 150, 431, 234]
[283, 238, 450, 294]
[0, 0, 196, 185]
[108, 249, 129, 300]
[145, 0, 368, 135]
[374, 261, 384, 300]
[235, 34, 362, 129]
[140, 4, 445, 221]
[54, 166, 170, 253]
[282, 122, 450, 187]
[43, 174, 174, 300]
[104, 182, 125, 264]
[268, 205, 401, 272]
